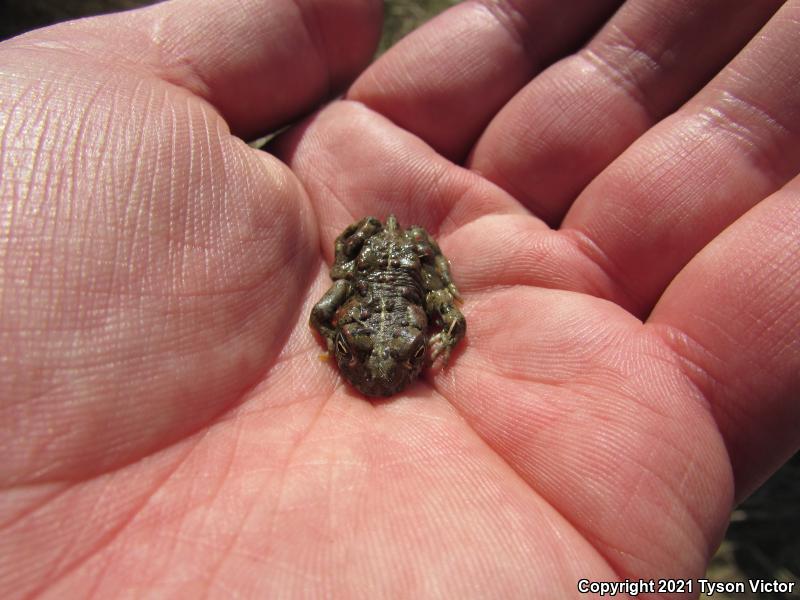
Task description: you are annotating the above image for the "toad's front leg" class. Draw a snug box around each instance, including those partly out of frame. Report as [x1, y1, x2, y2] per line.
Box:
[310, 279, 351, 353]
[426, 287, 466, 363]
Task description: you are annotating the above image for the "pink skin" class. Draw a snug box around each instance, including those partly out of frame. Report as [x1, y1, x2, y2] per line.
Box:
[1, 0, 798, 596]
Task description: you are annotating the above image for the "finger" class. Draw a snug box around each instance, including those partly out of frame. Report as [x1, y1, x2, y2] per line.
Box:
[561, 1, 800, 315]
[348, 0, 621, 161]
[273, 100, 531, 258]
[0, 22, 320, 484]
[468, 0, 782, 225]
[648, 180, 800, 501]
[275, 102, 627, 306]
[440, 214, 633, 306]
[9, 0, 382, 138]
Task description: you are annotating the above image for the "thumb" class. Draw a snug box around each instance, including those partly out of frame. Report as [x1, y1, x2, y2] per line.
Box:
[0, 0, 381, 486]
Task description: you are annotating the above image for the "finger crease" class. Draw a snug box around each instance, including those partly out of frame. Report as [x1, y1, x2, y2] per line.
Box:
[695, 88, 799, 188]
[579, 40, 662, 124]
[561, 227, 647, 316]
[470, 0, 538, 68]
[292, 0, 332, 98]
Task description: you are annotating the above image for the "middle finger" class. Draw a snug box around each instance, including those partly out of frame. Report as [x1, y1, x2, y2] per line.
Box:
[468, 0, 782, 225]
[563, 1, 800, 316]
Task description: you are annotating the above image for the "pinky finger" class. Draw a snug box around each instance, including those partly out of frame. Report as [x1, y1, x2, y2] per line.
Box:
[648, 178, 800, 500]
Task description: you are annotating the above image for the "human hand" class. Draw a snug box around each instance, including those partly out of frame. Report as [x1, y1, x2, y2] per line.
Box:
[2, 0, 799, 596]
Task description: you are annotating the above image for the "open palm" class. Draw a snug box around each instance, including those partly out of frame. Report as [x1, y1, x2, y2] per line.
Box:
[2, 0, 798, 596]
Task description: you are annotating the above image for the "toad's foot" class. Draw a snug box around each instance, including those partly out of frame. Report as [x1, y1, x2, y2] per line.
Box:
[429, 318, 461, 365]
[426, 286, 466, 366]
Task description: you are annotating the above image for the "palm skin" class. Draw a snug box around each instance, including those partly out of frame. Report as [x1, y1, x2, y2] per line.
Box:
[1, 0, 798, 597]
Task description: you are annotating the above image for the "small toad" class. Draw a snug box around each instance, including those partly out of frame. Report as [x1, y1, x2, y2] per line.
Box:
[310, 215, 465, 397]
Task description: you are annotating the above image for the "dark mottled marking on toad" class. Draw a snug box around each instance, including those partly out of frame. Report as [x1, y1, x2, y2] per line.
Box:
[310, 215, 465, 397]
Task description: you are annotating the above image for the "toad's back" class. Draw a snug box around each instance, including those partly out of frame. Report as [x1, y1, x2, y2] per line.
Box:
[354, 225, 426, 307]
[310, 215, 465, 397]
[336, 225, 429, 393]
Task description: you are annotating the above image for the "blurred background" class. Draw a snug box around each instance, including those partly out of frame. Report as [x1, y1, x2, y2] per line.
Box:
[0, 0, 459, 49]
[1, 1, 797, 597]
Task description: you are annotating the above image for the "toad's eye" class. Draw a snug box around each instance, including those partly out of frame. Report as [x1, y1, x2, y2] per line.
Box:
[336, 332, 350, 356]
[414, 343, 426, 359]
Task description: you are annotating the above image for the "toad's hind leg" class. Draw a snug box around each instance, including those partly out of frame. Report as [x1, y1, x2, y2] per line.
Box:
[426, 287, 466, 363]
[408, 225, 465, 363]
[408, 225, 462, 301]
[310, 279, 351, 352]
[331, 216, 382, 279]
